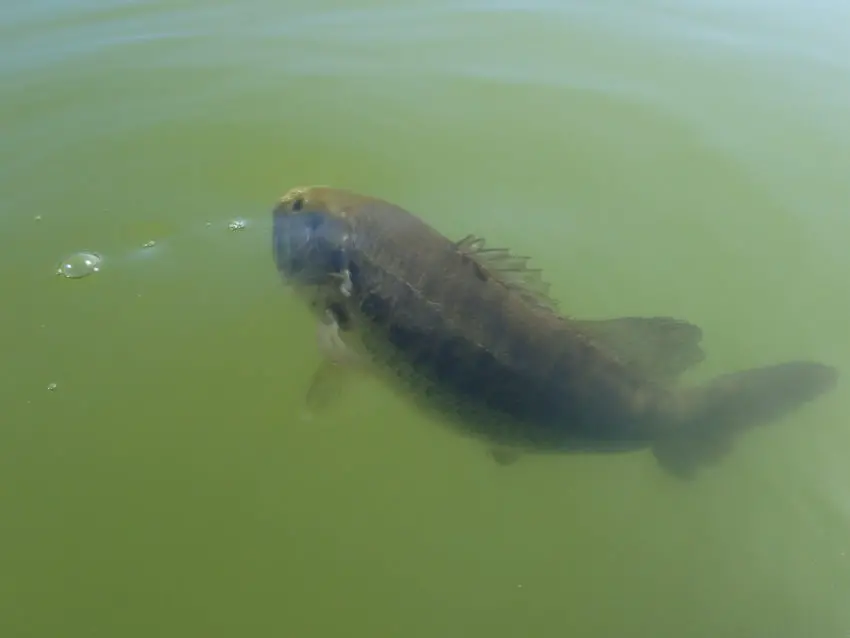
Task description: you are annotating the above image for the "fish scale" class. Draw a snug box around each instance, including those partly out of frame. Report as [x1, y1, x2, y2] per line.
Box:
[272, 185, 838, 478]
[341, 200, 652, 442]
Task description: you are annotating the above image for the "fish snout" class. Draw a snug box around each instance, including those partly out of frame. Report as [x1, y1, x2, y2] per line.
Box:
[272, 202, 350, 284]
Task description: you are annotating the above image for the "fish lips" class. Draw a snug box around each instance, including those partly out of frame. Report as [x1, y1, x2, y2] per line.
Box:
[272, 204, 348, 284]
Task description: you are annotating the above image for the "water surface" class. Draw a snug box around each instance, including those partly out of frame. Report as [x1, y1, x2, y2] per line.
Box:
[1, 1, 848, 636]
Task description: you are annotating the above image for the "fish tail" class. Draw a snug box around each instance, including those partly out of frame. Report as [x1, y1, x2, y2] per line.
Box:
[652, 361, 838, 478]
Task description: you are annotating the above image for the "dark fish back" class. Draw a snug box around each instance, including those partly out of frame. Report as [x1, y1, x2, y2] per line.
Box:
[342, 202, 660, 446]
[274, 185, 839, 474]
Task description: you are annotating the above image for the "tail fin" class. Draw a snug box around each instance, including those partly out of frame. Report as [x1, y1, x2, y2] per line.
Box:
[652, 361, 838, 479]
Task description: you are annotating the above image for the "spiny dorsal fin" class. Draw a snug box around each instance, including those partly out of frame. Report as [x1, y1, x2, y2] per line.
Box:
[454, 234, 559, 311]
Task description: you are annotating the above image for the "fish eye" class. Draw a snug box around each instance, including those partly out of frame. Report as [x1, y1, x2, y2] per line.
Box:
[291, 197, 304, 212]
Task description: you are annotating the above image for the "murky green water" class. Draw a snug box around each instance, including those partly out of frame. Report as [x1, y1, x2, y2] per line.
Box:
[2, 1, 849, 636]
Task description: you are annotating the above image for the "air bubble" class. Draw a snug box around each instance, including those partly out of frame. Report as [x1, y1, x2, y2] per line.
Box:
[56, 252, 103, 279]
[228, 219, 248, 231]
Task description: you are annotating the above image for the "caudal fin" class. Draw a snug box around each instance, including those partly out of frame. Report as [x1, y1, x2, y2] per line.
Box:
[652, 361, 838, 479]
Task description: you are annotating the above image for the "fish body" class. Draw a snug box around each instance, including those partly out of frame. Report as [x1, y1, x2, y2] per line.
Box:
[272, 185, 838, 477]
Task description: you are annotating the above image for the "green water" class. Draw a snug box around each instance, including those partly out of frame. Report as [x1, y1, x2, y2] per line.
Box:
[2, 0, 849, 636]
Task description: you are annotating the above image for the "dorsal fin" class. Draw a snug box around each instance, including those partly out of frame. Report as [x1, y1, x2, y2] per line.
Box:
[452, 235, 703, 384]
[571, 317, 706, 384]
[454, 234, 559, 311]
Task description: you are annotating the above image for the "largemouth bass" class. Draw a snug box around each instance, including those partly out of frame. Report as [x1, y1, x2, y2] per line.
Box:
[272, 185, 838, 478]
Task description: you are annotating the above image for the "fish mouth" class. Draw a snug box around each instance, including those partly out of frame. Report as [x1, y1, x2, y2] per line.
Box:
[273, 203, 318, 277]
[272, 202, 350, 285]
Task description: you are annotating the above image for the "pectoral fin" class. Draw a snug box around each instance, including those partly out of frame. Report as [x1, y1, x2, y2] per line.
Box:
[303, 308, 364, 416]
[316, 306, 360, 365]
[304, 360, 355, 413]
[489, 446, 522, 466]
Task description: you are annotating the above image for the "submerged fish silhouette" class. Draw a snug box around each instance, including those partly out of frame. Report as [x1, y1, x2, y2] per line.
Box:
[272, 185, 838, 478]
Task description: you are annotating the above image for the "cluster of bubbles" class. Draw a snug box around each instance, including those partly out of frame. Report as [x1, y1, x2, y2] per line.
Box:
[54, 217, 250, 280]
[44, 216, 254, 392]
[55, 251, 103, 279]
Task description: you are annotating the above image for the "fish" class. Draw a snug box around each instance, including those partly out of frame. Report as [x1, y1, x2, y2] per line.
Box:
[271, 185, 839, 478]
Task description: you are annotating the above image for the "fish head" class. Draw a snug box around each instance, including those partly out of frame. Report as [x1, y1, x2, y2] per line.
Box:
[272, 185, 355, 286]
